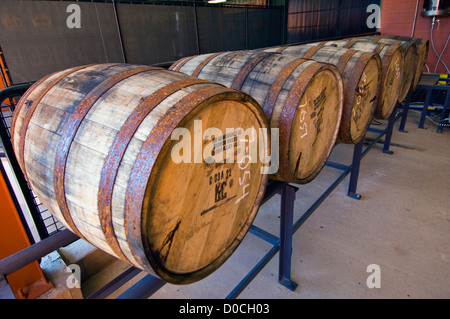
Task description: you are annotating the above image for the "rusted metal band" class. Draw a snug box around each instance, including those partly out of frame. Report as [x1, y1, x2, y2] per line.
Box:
[169, 55, 198, 72]
[98, 77, 212, 262]
[191, 52, 224, 77]
[302, 43, 325, 59]
[123, 85, 231, 271]
[231, 52, 276, 90]
[374, 43, 386, 54]
[262, 58, 307, 121]
[168, 59, 182, 70]
[343, 40, 357, 49]
[275, 46, 289, 53]
[54, 66, 158, 241]
[17, 65, 95, 179]
[11, 72, 57, 153]
[277, 63, 323, 182]
[385, 43, 403, 58]
[336, 49, 358, 73]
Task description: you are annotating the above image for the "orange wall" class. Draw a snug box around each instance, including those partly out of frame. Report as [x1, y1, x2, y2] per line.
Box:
[379, 0, 450, 74]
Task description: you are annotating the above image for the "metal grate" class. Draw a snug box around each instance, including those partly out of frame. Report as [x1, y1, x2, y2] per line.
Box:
[0, 96, 65, 240]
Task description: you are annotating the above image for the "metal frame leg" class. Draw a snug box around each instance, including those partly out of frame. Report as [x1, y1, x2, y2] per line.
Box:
[347, 141, 363, 200]
[398, 91, 412, 133]
[279, 183, 298, 291]
[226, 182, 299, 298]
[419, 87, 433, 129]
[382, 105, 397, 154]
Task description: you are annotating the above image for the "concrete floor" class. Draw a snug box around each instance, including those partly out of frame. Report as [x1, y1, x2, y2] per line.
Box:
[142, 110, 450, 299]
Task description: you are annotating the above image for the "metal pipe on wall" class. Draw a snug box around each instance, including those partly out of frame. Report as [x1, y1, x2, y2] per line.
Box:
[112, 0, 127, 64]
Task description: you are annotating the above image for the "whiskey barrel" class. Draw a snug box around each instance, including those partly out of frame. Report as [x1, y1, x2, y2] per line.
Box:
[318, 39, 404, 119]
[353, 36, 418, 100]
[264, 44, 382, 144]
[11, 63, 270, 284]
[170, 50, 344, 184]
[364, 35, 429, 91]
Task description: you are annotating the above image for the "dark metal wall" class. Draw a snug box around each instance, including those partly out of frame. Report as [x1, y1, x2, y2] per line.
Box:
[0, 1, 124, 84]
[0, 0, 283, 84]
[286, 0, 381, 43]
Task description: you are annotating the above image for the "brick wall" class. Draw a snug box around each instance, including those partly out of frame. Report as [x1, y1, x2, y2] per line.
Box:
[380, 0, 450, 74]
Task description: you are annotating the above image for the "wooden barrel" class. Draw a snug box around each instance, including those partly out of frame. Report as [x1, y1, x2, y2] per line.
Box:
[353, 36, 418, 100]
[170, 50, 344, 184]
[264, 44, 382, 144]
[317, 39, 404, 119]
[10, 63, 270, 284]
[365, 35, 429, 91]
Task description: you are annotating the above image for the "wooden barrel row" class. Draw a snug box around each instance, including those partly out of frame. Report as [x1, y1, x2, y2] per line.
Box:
[170, 50, 344, 184]
[312, 35, 428, 99]
[11, 35, 428, 285]
[274, 40, 404, 120]
[264, 44, 382, 143]
[11, 63, 270, 284]
[327, 37, 416, 102]
[363, 37, 418, 98]
[362, 35, 429, 92]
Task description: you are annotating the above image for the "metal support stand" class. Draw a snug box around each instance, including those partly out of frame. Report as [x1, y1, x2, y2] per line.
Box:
[399, 74, 449, 133]
[383, 109, 396, 154]
[227, 181, 299, 299]
[228, 106, 399, 298]
[419, 87, 433, 129]
[399, 92, 412, 133]
[347, 141, 363, 199]
[278, 184, 298, 291]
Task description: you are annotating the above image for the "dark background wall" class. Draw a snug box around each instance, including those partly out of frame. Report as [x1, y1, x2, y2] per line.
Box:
[0, 0, 283, 84]
[0, 0, 384, 85]
[286, 0, 381, 43]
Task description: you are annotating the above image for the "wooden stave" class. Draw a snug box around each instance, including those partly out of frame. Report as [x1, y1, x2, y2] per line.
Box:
[11, 63, 270, 284]
[267, 44, 382, 144]
[171, 50, 344, 184]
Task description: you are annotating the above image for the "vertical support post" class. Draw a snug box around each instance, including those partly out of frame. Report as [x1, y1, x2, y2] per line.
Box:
[347, 141, 363, 200]
[278, 184, 298, 291]
[419, 87, 433, 129]
[383, 104, 397, 154]
[398, 91, 412, 133]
